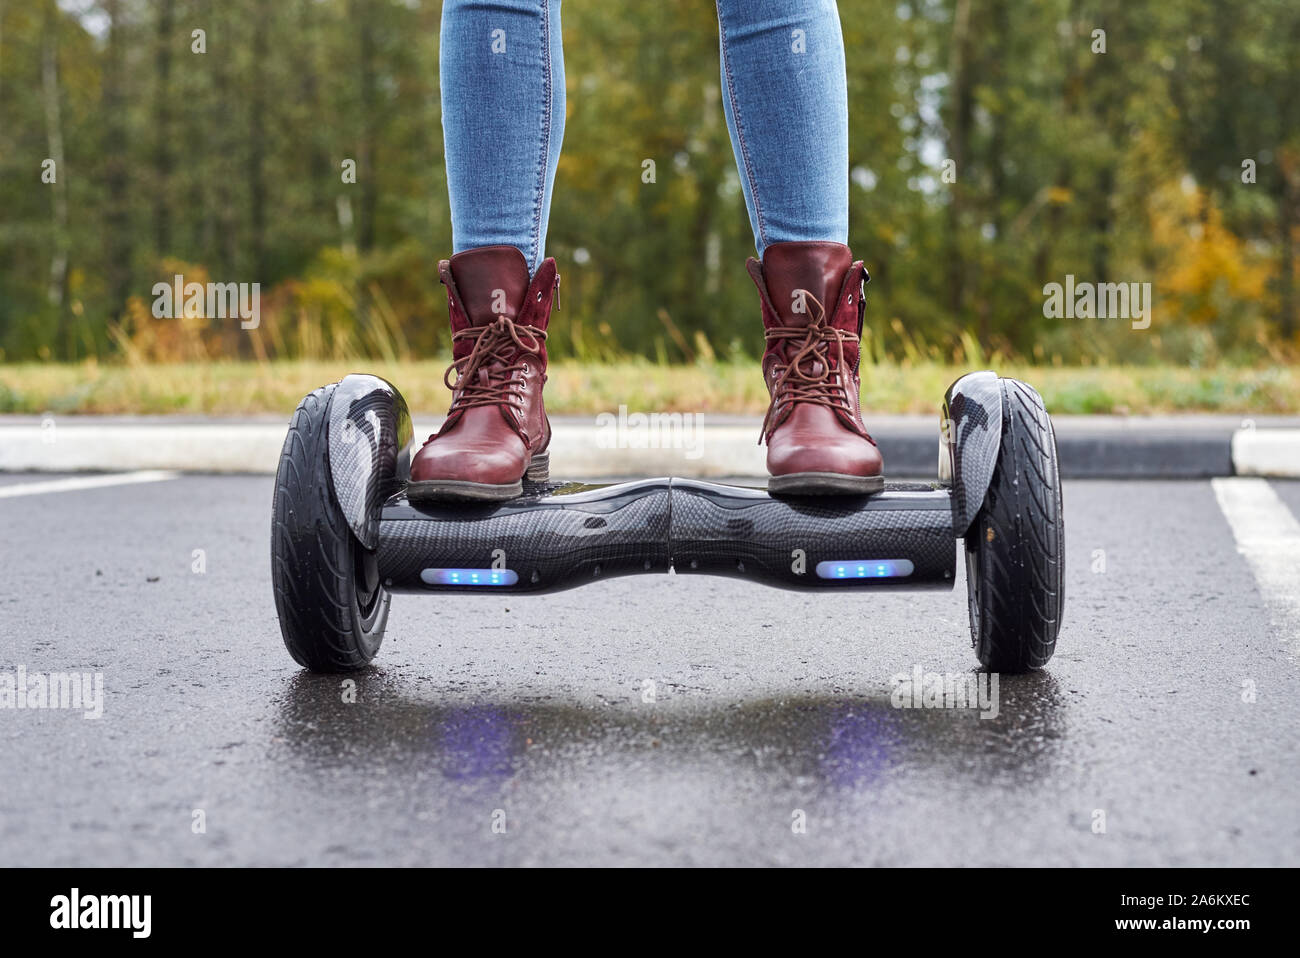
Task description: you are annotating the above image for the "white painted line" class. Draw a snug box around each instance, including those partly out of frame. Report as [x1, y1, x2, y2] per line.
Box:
[0, 470, 179, 500]
[1231, 428, 1300, 478]
[1211, 477, 1300, 641]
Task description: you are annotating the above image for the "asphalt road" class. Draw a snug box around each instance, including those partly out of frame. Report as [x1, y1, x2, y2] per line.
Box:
[1, 471, 1298, 866]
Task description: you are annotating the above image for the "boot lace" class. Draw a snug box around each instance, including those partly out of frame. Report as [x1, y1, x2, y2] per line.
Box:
[759, 291, 858, 443]
[443, 315, 547, 415]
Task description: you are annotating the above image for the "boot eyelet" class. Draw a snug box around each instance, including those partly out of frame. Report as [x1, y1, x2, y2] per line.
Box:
[847, 294, 853, 304]
[536, 291, 543, 302]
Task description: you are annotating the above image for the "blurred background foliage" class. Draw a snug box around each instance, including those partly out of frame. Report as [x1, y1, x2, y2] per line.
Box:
[1, 0, 1298, 369]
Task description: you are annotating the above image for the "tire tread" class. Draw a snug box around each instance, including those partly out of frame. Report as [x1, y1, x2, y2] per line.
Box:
[971, 379, 1064, 672]
[271, 386, 388, 671]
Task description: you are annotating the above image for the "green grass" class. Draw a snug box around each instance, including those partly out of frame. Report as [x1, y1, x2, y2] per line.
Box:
[0, 358, 1296, 416]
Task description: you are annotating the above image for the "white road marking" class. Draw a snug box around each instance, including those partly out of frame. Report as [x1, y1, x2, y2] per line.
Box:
[1211, 477, 1300, 641]
[0, 470, 179, 499]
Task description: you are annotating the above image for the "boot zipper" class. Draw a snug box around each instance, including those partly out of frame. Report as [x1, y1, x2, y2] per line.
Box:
[553, 274, 561, 311]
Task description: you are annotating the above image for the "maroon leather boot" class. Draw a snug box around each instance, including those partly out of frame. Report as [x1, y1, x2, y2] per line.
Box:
[407, 245, 557, 502]
[748, 241, 884, 495]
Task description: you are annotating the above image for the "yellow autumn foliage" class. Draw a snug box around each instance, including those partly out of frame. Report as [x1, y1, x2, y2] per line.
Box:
[1148, 181, 1275, 332]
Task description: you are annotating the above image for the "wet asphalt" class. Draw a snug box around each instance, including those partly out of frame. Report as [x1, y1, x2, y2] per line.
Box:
[1, 472, 1298, 866]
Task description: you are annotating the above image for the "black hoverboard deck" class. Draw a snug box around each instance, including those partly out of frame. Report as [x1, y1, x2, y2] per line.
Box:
[377, 478, 956, 594]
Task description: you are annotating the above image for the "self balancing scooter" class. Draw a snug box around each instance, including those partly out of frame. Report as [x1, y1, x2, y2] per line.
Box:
[271, 371, 1063, 674]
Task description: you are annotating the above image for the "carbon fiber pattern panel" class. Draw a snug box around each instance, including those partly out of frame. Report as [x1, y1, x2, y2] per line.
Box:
[327, 375, 414, 549]
[378, 479, 672, 593]
[942, 371, 1004, 536]
[669, 480, 955, 591]
[375, 478, 957, 594]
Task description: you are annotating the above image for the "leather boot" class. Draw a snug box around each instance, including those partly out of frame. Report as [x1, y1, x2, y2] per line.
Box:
[748, 241, 884, 495]
[408, 245, 557, 502]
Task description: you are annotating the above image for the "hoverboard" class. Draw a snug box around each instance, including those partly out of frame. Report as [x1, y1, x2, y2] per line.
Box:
[271, 371, 1063, 673]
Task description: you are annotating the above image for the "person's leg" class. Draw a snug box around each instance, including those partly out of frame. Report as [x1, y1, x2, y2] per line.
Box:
[410, 0, 565, 502]
[716, 0, 883, 495]
[715, 0, 847, 255]
[440, 0, 565, 272]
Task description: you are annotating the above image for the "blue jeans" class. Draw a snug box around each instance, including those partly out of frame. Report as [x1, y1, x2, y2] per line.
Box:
[441, 0, 849, 273]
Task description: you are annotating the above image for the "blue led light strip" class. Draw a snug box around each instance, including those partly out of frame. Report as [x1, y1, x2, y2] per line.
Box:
[814, 559, 915, 579]
[420, 568, 519, 587]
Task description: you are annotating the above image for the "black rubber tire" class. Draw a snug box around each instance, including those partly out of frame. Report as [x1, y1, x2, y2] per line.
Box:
[271, 384, 389, 672]
[965, 379, 1064, 672]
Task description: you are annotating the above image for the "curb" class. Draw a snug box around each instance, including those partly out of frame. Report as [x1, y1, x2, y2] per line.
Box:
[1, 415, 1296, 479]
[1231, 428, 1300, 478]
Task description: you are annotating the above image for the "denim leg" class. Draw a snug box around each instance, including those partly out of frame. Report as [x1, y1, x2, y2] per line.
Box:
[715, 0, 849, 256]
[441, 0, 565, 274]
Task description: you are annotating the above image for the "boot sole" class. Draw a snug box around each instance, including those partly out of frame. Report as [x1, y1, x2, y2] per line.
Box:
[768, 472, 885, 497]
[406, 453, 550, 503]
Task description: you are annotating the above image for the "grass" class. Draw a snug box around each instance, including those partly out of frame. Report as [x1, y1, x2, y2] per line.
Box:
[0, 358, 1296, 417]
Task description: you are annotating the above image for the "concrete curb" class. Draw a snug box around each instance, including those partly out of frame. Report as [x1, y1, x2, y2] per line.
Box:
[1, 414, 1296, 479]
[1232, 428, 1300, 477]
